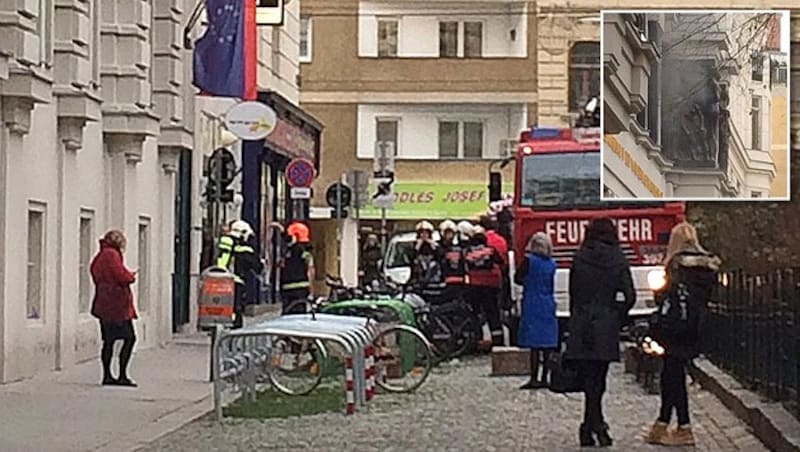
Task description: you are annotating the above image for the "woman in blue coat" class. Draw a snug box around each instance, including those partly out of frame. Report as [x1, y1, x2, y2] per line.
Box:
[515, 232, 558, 389]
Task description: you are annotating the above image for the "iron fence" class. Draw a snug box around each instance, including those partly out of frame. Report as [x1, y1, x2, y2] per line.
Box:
[705, 268, 800, 419]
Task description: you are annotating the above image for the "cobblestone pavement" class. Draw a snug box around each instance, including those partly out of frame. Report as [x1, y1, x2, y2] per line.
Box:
[138, 357, 766, 452]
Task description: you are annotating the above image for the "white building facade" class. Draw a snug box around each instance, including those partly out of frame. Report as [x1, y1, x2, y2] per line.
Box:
[0, 0, 195, 382]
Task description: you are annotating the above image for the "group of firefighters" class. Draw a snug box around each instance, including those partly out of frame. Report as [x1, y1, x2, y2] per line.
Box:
[408, 216, 511, 348]
[213, 219, 315, 328]
[212, 214, 513, 346]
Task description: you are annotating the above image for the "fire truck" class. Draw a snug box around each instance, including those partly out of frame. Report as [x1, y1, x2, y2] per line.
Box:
[508, 103, 685, 322]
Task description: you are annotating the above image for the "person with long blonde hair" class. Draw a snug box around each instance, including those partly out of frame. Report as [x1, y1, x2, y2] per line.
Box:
[643, 221, 721, 447]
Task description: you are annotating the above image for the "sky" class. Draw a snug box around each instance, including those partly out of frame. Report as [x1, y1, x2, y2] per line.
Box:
[781, 11, 789, 53]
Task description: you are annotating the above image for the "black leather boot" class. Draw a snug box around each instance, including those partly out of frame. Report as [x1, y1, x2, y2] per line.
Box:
[579, 423, 596, 447]
[594, 423, 613, 447]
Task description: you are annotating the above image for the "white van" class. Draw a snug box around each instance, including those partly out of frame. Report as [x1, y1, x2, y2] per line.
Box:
[382, 231, 441, 284]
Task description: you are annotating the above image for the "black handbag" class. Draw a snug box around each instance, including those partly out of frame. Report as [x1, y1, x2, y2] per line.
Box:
[547, 351, 583, 394]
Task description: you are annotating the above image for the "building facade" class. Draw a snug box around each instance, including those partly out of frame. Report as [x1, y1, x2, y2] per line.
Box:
[0, 0, 195, 382]
[769, 54, 789, 198]
[186, 0, 323, 317]
[300, 0, 534, 287]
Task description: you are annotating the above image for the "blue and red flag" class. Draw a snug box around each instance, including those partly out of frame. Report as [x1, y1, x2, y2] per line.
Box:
[193, 0, 257, 100]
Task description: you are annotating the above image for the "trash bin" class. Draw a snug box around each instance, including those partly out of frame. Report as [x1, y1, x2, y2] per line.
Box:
[198, 266, 236, 330]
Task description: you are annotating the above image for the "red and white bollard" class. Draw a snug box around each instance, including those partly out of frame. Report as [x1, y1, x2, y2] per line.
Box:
[364, 345, 375, 401]
[345, 356, 355, 415]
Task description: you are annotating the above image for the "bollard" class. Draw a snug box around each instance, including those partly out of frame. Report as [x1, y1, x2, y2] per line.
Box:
[345, 356, 356, 415]
[365, 345, 375, 401]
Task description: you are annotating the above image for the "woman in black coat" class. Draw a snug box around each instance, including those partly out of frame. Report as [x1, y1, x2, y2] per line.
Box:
[566, 218, 635, 447]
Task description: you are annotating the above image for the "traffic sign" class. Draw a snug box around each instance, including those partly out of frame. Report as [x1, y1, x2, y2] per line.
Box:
[326, 183, 352, 208]
[224, 101, 277, 140]
[373, 141, 395, 178]
[285, 158, 316, 188]
[372, 176, 394, 209]
[290, 187, 312, 199]
[207, 148, 237, 185]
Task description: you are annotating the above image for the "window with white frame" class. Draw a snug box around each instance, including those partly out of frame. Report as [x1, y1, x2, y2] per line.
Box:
[138, 220, 150, 312]
[438, 120, 484, 159]
[300, 16, 312, 61]
[751, 96, 762, 150]
[27, 203, 46, 320]
[376, 118, 399, 156]
[439, 21, 483, 58]
[377, 18, 398, 58]
[78, 212, 94, 314]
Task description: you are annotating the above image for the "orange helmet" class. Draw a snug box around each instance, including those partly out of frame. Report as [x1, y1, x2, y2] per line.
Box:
[287, 222, 310, 243]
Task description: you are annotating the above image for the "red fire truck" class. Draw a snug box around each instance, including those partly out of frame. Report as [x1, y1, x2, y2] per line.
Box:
[509, 125, 685, 321]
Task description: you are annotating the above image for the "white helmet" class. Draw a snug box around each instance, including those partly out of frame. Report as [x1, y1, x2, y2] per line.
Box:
[457, 221, 474, 237]
[230, 220, 254, 240]
[439, 220, 457, 233]
[415, 220, 435, 232]
[472, 225, 487, 236]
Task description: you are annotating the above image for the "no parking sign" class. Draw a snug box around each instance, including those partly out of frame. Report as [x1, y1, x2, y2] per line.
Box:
[285, 158, 315, 188]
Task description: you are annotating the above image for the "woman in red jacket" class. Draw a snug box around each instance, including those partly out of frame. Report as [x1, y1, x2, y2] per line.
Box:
[90, 230, 138, 387]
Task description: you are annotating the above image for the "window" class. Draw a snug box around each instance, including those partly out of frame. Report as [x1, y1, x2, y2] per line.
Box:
[521, 153, 601, 209]
[377, 19, 398, 57]
[78, 213, 94, 314]
[137, 221, 150, 312]
[751, 191, 762, 198]
[375, 118, 398, 156]
[464, 22, 483, 57]
[637, 56, 660, 143]
[751, 96, 762, 150]
[439, 22, 458, 57]
[271, 27, 281, 75]
[771, 62, 787, 86]
[438, 21, 483, 58]
[751, 52, 763, 81]
[27, 205, 46, 320]
[299, 16, 311, 61]
[438, 121, 484, 159]
[568, 42, 601, 112]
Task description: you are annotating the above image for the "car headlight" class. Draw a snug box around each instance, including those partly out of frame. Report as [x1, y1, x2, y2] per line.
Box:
[647, 268, 666, 291]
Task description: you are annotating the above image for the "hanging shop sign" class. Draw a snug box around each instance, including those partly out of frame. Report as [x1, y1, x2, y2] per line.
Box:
[224, 101, 277, 140]
[265, 119, 316, 161]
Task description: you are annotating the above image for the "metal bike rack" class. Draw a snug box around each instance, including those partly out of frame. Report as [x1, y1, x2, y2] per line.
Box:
[212, 315, 378, 421]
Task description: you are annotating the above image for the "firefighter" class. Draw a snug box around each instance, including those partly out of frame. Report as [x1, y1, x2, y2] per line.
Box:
[464, 225, 505, 348]
[411, 221, 444, 297]
[456, 220, 474, 245]
[216, 220, 263, 329]
[280, 221, 315, 314]
[439, 220, 468, 301]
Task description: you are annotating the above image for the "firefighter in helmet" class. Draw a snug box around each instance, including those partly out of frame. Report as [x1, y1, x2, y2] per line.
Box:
[216, 220, 263, 329]
[439, 219, 468, 300]
[280, 221, 315, 314]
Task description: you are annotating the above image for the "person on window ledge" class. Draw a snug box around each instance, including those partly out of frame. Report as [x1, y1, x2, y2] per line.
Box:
[90, 230, 139, 387]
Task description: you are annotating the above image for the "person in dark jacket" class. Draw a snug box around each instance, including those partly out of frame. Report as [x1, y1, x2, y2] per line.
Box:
[217, 220, 264, 328]
[438, 220, 468, 301]
[465, 225, 505, 348]
[280, 222, 315, 314]
[90, 230, 138, 387]
[516, 232, 558, 389]
[643, 222, 720, 447]
[566, 218, 635, 447]
[360, 234, 382, 287]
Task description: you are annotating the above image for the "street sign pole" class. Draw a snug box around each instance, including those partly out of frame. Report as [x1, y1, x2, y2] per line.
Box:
[337, 174, 345, 278]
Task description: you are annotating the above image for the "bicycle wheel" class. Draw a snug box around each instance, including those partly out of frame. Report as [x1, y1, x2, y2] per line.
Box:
[267, 336, 329, 396]
[417, 309, 458, 362]
[372, 324, 434, 393]
[283, 298, 313, 314]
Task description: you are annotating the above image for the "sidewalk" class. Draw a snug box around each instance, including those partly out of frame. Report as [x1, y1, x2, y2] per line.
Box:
[0, 342, 212, 452]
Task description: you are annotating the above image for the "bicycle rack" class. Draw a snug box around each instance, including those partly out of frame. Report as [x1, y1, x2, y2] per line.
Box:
[212, 314, 378, 421]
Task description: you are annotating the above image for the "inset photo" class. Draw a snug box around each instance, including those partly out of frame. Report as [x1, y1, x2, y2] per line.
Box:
[600, 10, 791, 200]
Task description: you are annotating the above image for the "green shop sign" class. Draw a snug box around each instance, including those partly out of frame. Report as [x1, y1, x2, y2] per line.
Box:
[359, 182, 513, 220]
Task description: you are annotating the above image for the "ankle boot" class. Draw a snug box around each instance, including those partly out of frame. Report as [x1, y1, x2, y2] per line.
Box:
[664, 425, 695, 446]
[579, 423, 596, 447]
[594, 423, 613, 447]
[643, 421, 670, 445]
